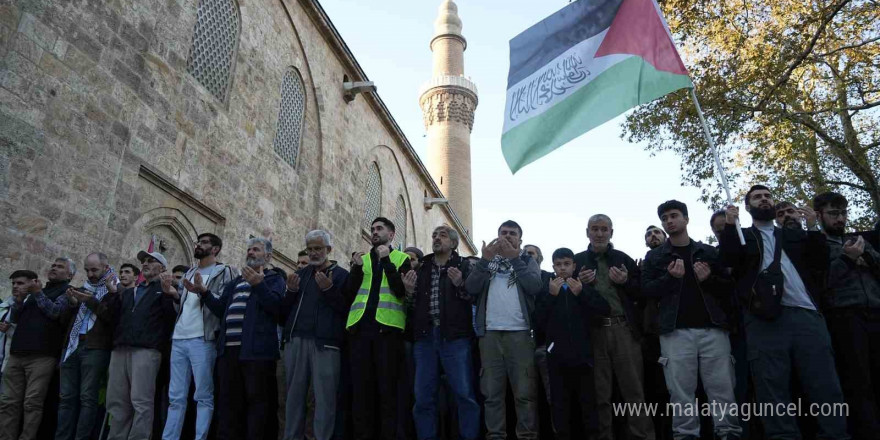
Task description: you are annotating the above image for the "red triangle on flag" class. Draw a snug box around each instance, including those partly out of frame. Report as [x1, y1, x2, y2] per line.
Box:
[594, 0, 689, 76]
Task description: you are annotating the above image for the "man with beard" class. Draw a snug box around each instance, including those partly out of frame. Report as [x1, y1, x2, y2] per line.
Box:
[100, 250, 178, 440]
[575, 215, 654, 440]
[0, 259, 75, 440]
[644, 226, 666, 251]
[640, 226, 671, 440]
[200, 237, 285, 440]
[719, 185, 847, 439]
[344, 217, 411, 440]
[57, 253, 118, 440]
[161, 233, 237, 440]
[642, 201, 740, 440]
[775, 201, 804, 230]
[465, 220, 542, 440]
[118, 264, 140, 291]
[405, 225, 479, 440]
[281, 230, 349, 440]
[815, 191, 880, 440]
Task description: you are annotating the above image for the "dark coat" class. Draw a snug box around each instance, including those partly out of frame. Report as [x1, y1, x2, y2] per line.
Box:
[412, 252, 474, 341]
[536, 277, 610, 367]
[573, 246, 643, 338]
[203, 269, 286, 360]
[719, 223, 828, 310]
[10, 280, 72, 357]
[641, 239, 734, 335]
[280, 262, 349, 349]
[98, 280, 177, 351]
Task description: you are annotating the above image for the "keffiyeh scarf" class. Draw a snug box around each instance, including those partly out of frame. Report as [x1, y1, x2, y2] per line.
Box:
[63, 267, 115, 362]
[487, 250, 524, 288]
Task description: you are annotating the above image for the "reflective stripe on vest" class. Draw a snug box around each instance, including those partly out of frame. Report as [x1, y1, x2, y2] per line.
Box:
[346, 250, 409, 330]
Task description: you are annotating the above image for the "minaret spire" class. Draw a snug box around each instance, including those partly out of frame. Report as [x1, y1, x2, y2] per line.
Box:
[420, 0, 478, 234]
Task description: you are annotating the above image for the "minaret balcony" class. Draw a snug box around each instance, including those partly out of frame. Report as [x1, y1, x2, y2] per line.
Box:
[419, 75, 478, 99]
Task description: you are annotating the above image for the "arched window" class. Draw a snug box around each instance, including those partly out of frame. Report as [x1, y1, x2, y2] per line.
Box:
[273, 68, 306, 167]
[186, 0, 240, 103]
[361, 163, 382, 232]
[394, 196, 408, 249]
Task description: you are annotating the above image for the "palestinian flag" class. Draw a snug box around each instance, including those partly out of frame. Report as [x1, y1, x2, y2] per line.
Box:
[502, 0, 692, 172]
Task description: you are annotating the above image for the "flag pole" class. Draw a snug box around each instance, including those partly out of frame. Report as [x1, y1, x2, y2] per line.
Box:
[689, 88, 746, 245]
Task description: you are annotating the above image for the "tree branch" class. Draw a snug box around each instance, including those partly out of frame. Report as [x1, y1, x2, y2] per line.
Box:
[814, 36, 880, 58]
[754, 0, 852, 110]
[826, 180, 870, 191]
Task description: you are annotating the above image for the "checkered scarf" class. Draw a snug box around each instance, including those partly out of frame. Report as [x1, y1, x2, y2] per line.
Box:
[487, 251, 523, 288]
[63, 267, 115, 362]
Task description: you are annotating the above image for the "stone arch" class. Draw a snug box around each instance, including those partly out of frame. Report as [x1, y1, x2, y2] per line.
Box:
[364, 145, 418, 248]
[120, 207, 199, 270]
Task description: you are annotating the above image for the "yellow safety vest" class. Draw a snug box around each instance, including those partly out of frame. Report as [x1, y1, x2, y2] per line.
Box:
[346, 250, 409, 330]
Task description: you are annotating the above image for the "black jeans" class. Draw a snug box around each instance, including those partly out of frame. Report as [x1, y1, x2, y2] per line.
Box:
[827, 309, 880, 440]
[215, 346, 277, 440]
[350, 327, 403, 440]
[548, 356, 598, 440]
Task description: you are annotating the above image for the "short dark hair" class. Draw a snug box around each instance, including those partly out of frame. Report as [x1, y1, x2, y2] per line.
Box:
[172, 265, 190, 274]
[498, 220, 523, 238]
[120, 263, 140, 276]
[657, 200, 688, 218]
[371, 217, 396, 233]
[197, 233, 222, 252]
[9, 270, 38, 280]
[297, 249, 308, 257]
[710, 210, 726, 227]
[551, 247, 575, 262]
[774, 201, 795, 212]
[813, 192, 848, 212]
[645, 226, 666, 237]
[745, 184, 771, 205]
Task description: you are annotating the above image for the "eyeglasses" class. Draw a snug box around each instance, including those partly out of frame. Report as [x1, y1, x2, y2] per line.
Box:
[823, 209, 848, 218]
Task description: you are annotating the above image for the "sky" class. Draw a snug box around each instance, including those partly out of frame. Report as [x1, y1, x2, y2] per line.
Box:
[320, 0, 733, 270]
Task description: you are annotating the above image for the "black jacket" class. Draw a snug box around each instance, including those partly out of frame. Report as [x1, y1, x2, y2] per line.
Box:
[10, 280, 72, 357]
[203, 269, 285, 360]
[719, 223, 828, 309]
[536, 277, 610, 367]
[573, 246, 643, 337]
[641, 239, 734, 335]
[99, 280, 177, 351]
[65, 290, 116, 352]
[280, 262, 349, 349]
[412, 252, 474, 341]
[825, 235, 880, 310]
[534, 270, 554, 346]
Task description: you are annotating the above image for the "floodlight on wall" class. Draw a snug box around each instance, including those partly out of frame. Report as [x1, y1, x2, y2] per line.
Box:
[343, 81, 377, 103]
[424, 197, 449, 210]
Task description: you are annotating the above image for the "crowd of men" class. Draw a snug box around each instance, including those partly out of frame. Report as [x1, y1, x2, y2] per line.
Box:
[0, 185, 878, 440]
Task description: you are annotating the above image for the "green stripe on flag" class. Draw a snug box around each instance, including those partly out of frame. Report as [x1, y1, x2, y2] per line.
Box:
[502, 56, 693, 173]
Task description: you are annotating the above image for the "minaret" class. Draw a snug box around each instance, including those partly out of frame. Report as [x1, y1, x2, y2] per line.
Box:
[420, 0, 478, 234]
